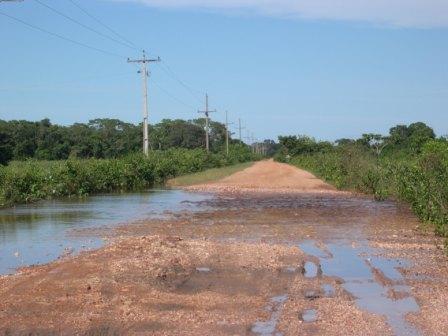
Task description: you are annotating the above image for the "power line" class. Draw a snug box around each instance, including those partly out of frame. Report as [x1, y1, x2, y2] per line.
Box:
[158, 62, 203, 103]
[238, 118, 246, 142]
[67, 0, 139, 50]
[0, 72, 132, 92]
[33, 0, 137, 51]
[152, 81, 196, 111]
[0, 10, 125, 58]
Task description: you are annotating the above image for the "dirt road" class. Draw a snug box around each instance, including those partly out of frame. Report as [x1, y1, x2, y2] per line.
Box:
[1, 160, 447, 335]
[187, 160, 336, 192]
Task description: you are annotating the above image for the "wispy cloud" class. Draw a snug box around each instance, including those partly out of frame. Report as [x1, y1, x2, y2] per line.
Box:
[114, 0, 448, 28]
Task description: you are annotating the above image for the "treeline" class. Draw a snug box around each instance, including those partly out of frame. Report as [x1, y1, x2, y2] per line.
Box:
[278, 122, 437, 158]
[277, 122, 448, 247]
[0, 118, 237, 164]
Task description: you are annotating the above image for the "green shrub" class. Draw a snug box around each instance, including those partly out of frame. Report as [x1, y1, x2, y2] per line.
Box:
[287, 144, 448, 239]
[0, 147, 259, 207]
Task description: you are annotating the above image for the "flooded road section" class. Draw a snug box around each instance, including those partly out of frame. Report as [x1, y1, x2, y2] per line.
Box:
[0, 188, 445, 335]
[0, 190, 212, 275]
[190, 193, 426, 336]
[299, 240, 420, 336]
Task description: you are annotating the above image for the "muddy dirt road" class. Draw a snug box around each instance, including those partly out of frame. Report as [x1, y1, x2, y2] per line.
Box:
[1, 160, 447, 335]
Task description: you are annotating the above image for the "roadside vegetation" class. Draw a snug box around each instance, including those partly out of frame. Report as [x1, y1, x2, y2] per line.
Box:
[0, 118, 262, 207]
[276, 122, 448, 248]
[0, 146, 258, 206]
[167, 161, 254, 187]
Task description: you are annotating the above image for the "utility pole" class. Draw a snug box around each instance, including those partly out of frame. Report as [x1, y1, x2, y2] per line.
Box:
[238, 118, 245, 142]
[244, 131, 252, 150]
[225, 111, 234, 156]
[252, 133, 256, 154]
[127, 50, 160, 156]
[198, 93, 216, 153]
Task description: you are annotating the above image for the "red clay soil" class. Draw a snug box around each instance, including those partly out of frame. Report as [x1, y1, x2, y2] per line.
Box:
[187, 159, 338, 193]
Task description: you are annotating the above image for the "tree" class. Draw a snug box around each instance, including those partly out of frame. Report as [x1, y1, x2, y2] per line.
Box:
[335, 138, 355, 147]
[261, 139, 279, 157]
[407, 122, 435, 153]
[150, 119, 205, 150]
[86, 119, 141, 158]
[0, 122, 13, 165]
[34, 119, 71, 160]
[68, 123, 95, 158]
[191, 118, 227, 152]
[389, 125, 408, 145]
[8, 120, 38, 159]
[278, 135, 334, 156]
[388, 122, 435, 153]
[360, 133, 388, 156]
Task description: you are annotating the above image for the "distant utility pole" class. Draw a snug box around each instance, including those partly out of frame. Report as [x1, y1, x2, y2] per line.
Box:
[225, 111, 233, 156]
[198, 94, 216, 153]
[238, 118, 245, 142]
[127, 50, 160, 156]
[244, 131, 252, 150]
[251, 133, 257, 154]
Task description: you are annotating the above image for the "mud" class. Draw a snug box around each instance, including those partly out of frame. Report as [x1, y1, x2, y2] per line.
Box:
[0, 160, 447, 335]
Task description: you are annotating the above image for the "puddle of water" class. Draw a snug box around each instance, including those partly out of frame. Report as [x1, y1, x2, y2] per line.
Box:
[301, 309, 317, 323]
[322, 284, 335, 297]
[300, 240, 329, 259]
[299, 240, 421, 336]
[369, 257, 410, 281]
[304, 261, 319, 278]
[0, 190, 212, 275]
[392, 285, 411, 293]
[251, 294, 288, 336]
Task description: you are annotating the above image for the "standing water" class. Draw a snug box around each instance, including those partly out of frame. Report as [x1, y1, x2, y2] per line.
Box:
[0, 190, 212, 275]
[299, 240, 420, 336]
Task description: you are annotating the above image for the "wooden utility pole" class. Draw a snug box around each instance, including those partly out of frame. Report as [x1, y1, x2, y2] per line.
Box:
[225, 111, 234, 156]
[198, 94, 216, 153]
[244, 131, 253, 152]
[238, 118, 245, 142]
[251, 133, 256, 154]
[127, 50, 160, 156]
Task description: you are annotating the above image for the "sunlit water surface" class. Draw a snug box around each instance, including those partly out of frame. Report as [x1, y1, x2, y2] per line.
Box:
[0, 190, 212, 275]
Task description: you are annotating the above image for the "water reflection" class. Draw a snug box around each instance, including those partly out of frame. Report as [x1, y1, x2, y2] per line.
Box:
[0, 190, 212, 275]
[299, 240, 420, 336]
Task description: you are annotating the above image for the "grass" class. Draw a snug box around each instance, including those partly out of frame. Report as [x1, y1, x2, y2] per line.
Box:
[167, 161, 254, 187]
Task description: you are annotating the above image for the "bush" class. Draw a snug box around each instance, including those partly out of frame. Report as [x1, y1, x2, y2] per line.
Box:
[287, 143, 448, 239]
[0, 147, 259, 207]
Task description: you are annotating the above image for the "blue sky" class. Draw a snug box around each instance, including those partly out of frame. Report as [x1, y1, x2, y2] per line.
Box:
[1, 0, 447, 141]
